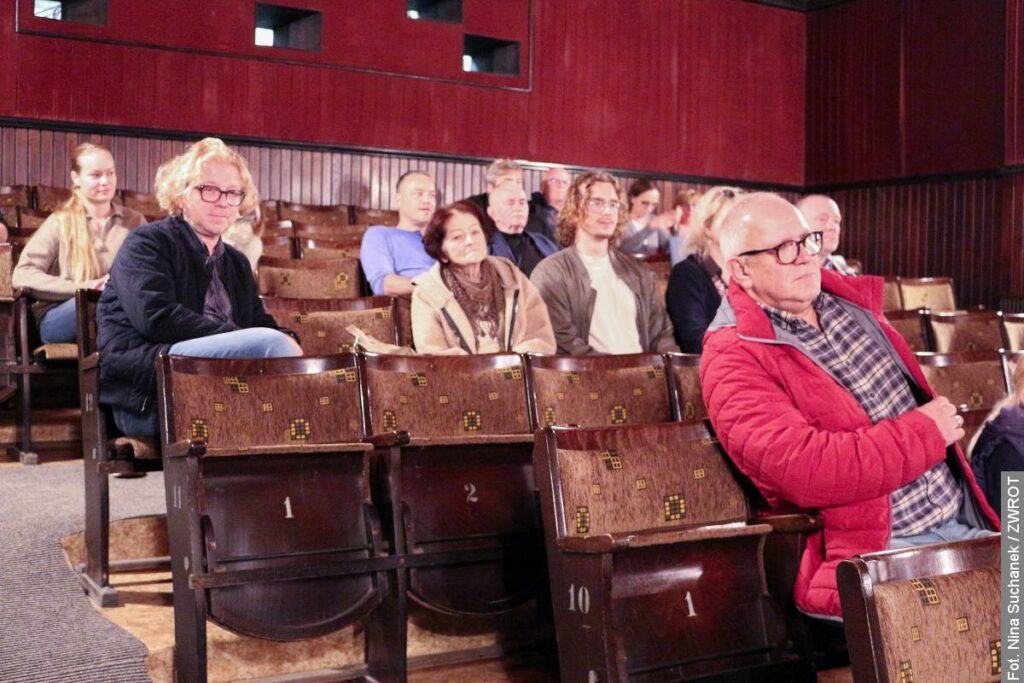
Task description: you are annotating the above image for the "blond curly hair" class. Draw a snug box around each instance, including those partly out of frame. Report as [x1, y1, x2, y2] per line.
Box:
[155, 137, 259, 217]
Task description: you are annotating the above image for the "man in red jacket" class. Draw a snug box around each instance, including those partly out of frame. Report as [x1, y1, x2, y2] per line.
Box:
[701, 192, 999, 620]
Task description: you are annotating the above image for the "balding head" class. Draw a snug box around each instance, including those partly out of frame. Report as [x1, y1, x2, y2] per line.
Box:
[721, 193, 822, 316]
[796, 194, 842, 256]
[487, 182, 529, 234]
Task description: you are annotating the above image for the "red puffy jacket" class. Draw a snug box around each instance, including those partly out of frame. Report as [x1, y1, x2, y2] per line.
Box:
[700, 270, 999, 618]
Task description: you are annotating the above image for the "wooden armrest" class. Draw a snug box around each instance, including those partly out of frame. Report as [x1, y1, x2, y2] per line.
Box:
[163, 439, 206, 458]
[557, 522, 772, 554]
[365, 430, 411, 448]
[79, 352, 100, 371]
[757, 513, 824, 534]
[201, 443, 373, 457]
[407, 434, 533, 446]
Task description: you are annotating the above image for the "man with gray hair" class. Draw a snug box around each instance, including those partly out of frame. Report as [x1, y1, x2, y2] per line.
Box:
[465, 158, 525, 234]
[795, 194, 855, 275]
[486, 183, 558, 277]
[702, 192, 997, 620]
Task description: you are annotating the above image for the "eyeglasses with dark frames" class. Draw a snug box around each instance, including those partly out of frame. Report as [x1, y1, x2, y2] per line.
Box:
[739, 231, 823, 265]
[195, 184, 246, 207]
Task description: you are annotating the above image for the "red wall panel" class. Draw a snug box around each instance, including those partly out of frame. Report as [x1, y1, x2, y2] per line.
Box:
[0, 0, 807, 185]
[1007, 0, 1024, 165]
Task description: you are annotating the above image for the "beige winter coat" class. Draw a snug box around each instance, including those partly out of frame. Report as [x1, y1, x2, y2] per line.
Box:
[411, 256, 556, 355]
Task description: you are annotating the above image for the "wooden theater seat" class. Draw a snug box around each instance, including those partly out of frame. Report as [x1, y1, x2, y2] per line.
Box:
[360, 353, 544, 646]
[16, 207, 50, 231]
[664, 351, 707, 421]
[257, 255, 361, 299]
[120, 190, 162, 220]
[34, 184, 71, 212]
[882, 277, 903, 313]
[261, 219, 297, 237]
[837, 536, 1000, 683]
[295, 222, 369, 240]
[0, 184, 31, 208]
[259, 199, 280, 222]
[157, 353, 402, 683]
[278, 201, 351, 229]
[259, 234, 295, 259]
[262, 296, 400, 354]
[927, 310, 1006, 353]
[525, 353, 672, 429]
[1002, 313, 1024, 352]
[533, 421, 814, 682]
[296, 236, 362, 260]
[76, 289, 164, 607]
[899, 277, 957, 312]
[885, 310, 930, 352]
[916, 351, 1008, 451]
[354, 208, 399, 226]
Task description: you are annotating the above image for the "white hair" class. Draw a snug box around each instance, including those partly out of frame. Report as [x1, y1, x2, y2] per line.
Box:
[718, 192, 784, 261]
[484, 158, 523, 186]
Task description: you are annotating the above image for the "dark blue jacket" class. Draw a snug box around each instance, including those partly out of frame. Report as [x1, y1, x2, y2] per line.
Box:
[970, 405, 1024, 516]
[97, 216, 280, 413]
[489, 230, 559, 273]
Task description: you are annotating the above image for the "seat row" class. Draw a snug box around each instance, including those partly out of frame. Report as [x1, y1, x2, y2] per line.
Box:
[882, 276, 958, 312]
[888, 308, 1024, 353]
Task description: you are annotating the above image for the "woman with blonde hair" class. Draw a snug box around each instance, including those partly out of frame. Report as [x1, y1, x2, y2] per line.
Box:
[664, 185, 743, 352]
[970, 359, 1024, 515]
[12, 143, 145, 342]
[97, 137, 300, 436]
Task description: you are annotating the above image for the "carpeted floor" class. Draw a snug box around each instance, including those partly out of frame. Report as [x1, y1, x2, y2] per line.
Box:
[0, 461, 166, 683]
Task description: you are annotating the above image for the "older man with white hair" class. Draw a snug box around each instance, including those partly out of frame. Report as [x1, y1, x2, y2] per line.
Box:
[701, 192, 997, 621]
[486, 183, 558, 276]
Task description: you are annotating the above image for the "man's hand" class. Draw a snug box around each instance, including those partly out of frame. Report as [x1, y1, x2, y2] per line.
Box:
[917, 396, 966, 446]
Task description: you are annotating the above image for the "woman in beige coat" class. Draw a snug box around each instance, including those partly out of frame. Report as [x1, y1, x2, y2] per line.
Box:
[411, 200, 555, 355]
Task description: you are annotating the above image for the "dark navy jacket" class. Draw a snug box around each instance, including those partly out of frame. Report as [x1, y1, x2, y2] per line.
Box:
[97, 216, 280, 413]
[488, 230, 559, 275]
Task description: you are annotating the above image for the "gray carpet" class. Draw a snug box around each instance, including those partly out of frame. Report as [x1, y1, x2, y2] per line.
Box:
[0, 462, 167, 683]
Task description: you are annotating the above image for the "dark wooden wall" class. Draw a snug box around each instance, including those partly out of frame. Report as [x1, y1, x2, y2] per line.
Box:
[0, 0, 806, 184]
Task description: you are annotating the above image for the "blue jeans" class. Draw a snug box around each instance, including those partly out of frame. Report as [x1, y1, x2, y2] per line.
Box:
[112, 327, 301, 437]
[888, 517, 997, 550]
[39, 298, 77, 344]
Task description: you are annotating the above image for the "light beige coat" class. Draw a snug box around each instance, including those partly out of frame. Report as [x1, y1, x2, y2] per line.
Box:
[411, 256, 556, 355]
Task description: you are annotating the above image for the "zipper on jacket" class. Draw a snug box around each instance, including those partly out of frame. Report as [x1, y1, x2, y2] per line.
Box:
[505, 289, 520, 352]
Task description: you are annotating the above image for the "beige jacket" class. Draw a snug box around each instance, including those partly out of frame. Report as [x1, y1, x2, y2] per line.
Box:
[411, 256, 556, 355]
[12, 204, 145, 300]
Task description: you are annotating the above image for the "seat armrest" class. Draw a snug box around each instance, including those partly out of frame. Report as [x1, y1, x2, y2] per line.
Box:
[757, 513, 824, 534]
[365, 430, 411, 448]
[407, 433, 533, 446]
[163, 439, 207, 459]
[557, 522, 772, 554]
[201, 442, 373, 457]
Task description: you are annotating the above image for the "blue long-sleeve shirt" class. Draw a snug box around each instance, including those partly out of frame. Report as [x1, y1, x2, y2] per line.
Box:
[359, 226, 436, 295]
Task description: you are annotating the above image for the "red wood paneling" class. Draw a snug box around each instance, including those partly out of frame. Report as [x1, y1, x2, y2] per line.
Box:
[831, 176, 1004, 308]
[1007, 0, 1024, 165]
[807, 0, 1005, 184]
[0, 0, 807, 185]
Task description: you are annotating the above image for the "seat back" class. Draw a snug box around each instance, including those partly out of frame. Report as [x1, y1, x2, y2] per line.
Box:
[257, 255, 360, 299]
[34, 185, 71, 212]
[916, 351, 1008, 450]
[158, 354, 378, 640]
[525, 353, 672, 430]
[928, 311, 1006, 353]
[295, 222, 368, 240]
[1002, 350, 1024, 397]
[278, 201, 351, 228]
[885, 310, 930, 352]
[259, 199, 280, 222]
[837, 537, 999, 683]
[665, 352, 707, 420]
[296, 236, 361, 260]
[0, 184, 31, 208]
[262, 296, 399, 354]
[354, 208, 399, 226]
[899, 277, 957, 312]
[261, 219, 297, 237]
[120, 190, 162, 219]
[883, 277, 903, 312]
[259, 234, 295, 259]
[1002, 313, 1024, 352]
[542, 421, 748, 540]
[361, 353, 531, 438]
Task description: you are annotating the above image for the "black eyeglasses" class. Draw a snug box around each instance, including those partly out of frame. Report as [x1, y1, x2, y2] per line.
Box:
[739, 231, 823, 265]
[195, 184, 246, 207]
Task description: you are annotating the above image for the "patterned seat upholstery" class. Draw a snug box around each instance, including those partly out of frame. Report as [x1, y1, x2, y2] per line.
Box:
[278, 201, 351, 229]
[525, 353, 672, 430]
[883, 277, 903, 312]
[257, 255, 360, 299]
[665, 352, 707, 421]
[157, 353, 402, 682]
[916, 351, 1008, 451]
[885, 310, 930, 352]
[262, 296, 399, 355]
[928, 311, 1006, 353]
[260, 235, 294, 259]
[838, 536, 999, 683]
[899, 277, 957, 312]
[296, 236, 362, 259]
[534, 421, 809, 681]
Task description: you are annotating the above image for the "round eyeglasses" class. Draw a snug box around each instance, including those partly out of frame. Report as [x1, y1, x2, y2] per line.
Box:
[739, 231, 823, 265]
[586, 198, 622, 214]
[195, 184, 246, 207]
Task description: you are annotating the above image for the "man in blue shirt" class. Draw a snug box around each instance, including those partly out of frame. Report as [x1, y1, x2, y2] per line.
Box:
[359, 171, 438, 295]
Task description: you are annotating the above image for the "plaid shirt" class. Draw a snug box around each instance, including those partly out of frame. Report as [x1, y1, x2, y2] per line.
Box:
[762, 292, 961, 536]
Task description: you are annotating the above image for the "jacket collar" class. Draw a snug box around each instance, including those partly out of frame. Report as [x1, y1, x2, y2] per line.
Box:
[710, 269, 885, 339]
[412, 256, 519, 309]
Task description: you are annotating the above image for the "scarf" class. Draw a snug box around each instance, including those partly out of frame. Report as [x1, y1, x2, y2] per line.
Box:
[441, 260, 504, 344]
